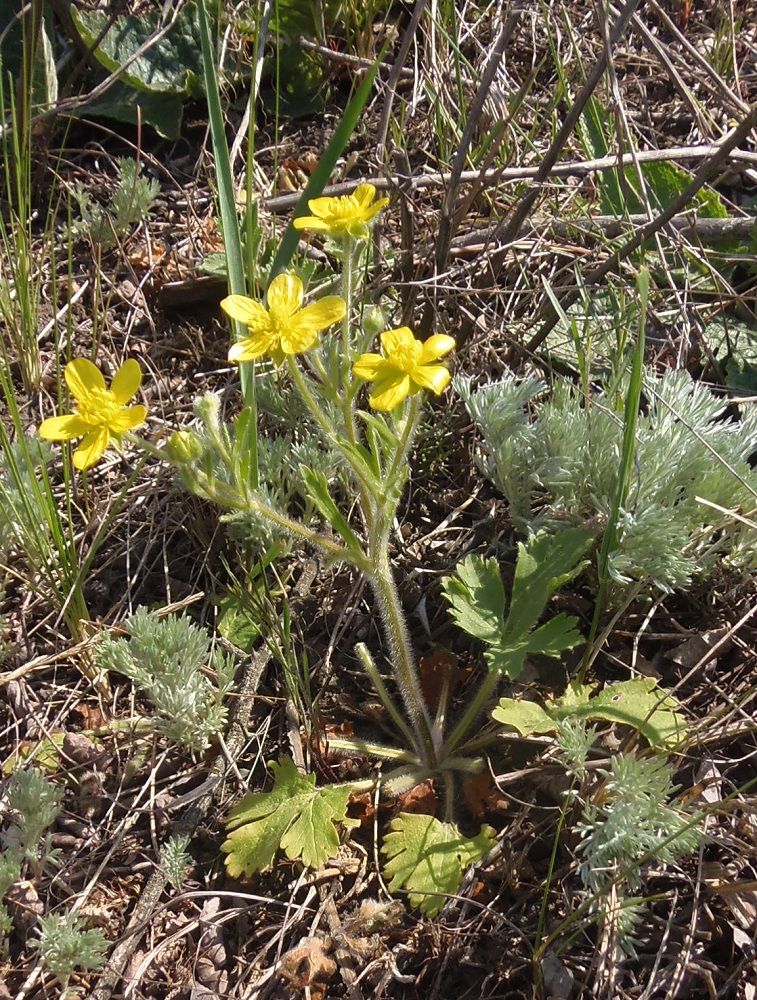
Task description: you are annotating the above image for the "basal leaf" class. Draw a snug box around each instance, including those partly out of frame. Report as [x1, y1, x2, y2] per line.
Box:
[75, 81, 184, 139]
[491, 698, 556, 736]
[222, 757, 358, 877]
[524, 614, 584, 658]
[553, 678, 686, 749]
[381, 813, 496, 918]
[485, 614, 582, 679]
[492, 680, 686, 748]
[71, 4, 204, 96]
[441, 554, 505, 645]
[503, 528, 591, 640]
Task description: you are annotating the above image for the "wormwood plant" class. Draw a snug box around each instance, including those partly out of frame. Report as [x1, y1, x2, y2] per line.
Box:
[40, 189, 690, 914]
[457, 369, 757, 592]
[72, 157, 159, 250]
[96, 608, 235, 752]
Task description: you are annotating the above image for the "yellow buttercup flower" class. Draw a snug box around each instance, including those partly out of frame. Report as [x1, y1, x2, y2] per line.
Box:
[222, 272, 346, 366]
[292, 183, 389, 239]
[39, 358, 147, 470]
[353, 327, 455, 412]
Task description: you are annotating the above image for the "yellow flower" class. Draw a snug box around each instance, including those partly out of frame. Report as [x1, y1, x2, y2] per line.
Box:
[292, 183, 389, 239]
[353, 327, 456, 412]
[221, 272, 346, 365]
[39, 358, 147, 470]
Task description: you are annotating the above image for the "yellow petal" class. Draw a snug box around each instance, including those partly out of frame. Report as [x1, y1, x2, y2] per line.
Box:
[354, 183, 377, 207]
[110, 358, 142, 403]
[229, 333, 275, 362]
[369, 373, 412, 412]
[420, 334, 455, 363]
[109, 404, 147, 433]
[221, 295, 271, 332]
[38, 413, 89, 441]
[280, 326, 319, 355]
[267, 272, 303, 315]
[304, 196, 338, 220]
[73, 426, 109, 469]
[293, 215, 330, 231]
[292, 296, 346, 337]
[380, 327, 418, 357]
[352, 353, 385, 381]
[65, 358, 105, 402]
[412, 364, 451, 395]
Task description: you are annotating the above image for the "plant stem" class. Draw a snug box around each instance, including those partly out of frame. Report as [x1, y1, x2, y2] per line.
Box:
[445, 669, 501, 754]
[368, 551, 438, 769]
[355, 642, 423, 756]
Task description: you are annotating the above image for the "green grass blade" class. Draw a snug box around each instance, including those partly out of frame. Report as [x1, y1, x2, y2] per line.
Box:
[196, 0, 257, 484]
[266, 45, 388, 285]
[581, 265, 649, 681]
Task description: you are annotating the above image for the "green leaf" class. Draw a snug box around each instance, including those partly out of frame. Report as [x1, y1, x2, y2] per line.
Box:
[485, 613, 584, 679]
[216, 594, 260, 653]
[503, 528, 591, 640]
[491, 698, 556, 736]
[70, 4, 204, 96]
[441, 554, 505, 645]
[222, 757, 359, 877]
[75, 81, 183, 139]
[554, 678, 686, 748]
[300, 465, 362, 552]
[492, 679, 686, 748]
[381, 814, 496, 918]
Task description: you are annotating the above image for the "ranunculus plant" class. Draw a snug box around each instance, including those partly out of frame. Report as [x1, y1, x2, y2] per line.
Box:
[41, 189, 686, 916]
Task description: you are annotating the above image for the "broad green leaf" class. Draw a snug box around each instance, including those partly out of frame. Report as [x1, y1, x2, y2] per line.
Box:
[503, 528, 591, 640]
[300, 465, 362, 553]
[216, 595, 260, 653]
[71, 4, 204, 96]
[441, 554, 505, 645]
[75, 82, 183, 139]
[492, 679, 686, 748]
[223, 757, 358, 877]
[491, 698, 556, 736]
[381, 814, 495, 918]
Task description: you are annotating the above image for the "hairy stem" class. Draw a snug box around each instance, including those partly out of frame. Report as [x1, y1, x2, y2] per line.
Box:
[368, 551, 438, 769]
[445, 669, 501, 754]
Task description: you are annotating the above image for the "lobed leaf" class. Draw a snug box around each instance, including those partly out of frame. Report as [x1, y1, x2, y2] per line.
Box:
[222, 757, 359, 877]
[381, 813, 495, 917]
[441, 554, 506, 645]
[493, 678, 686, 748]
[502, 528, 591, 640]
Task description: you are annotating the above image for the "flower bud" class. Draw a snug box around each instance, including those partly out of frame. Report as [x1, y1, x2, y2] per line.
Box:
[166, 430, 203, 465]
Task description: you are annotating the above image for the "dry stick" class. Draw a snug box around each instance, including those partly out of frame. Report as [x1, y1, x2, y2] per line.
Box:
[420, 12, 517, 336]
[449, 213, 756, 250]
[374, 0, 430, 158]
[494, 0, 643, 249]
[394, 147, 418, 326]
[631, 12, 713, 135]
[524, 105, 757, 356]
[646, 0, 750, 116]
[90, 645, 272, 1000]
[260, 143, 757, 214]
[298, 36, 415, 79]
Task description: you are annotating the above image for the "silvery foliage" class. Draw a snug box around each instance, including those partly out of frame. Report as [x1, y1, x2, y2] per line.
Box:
[456, 369, 757, 591]
[30, 910, 108, 983]
[574, 752, 700, 954]
[96, 608, 235, 752]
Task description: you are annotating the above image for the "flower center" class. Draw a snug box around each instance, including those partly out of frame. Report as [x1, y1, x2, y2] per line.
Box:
[76, 387, 120, 426]
[388, 340, 422, 374]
